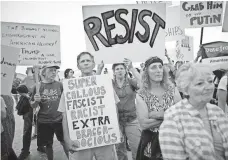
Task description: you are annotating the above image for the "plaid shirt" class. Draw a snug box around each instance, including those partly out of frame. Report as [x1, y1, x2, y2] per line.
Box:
[159, 99, 228, 160]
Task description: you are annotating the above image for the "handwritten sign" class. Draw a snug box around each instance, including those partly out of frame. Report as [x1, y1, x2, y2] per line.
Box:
[62, 75, 121, 150]
[83, 4, 166, 63]
[1, 22, 61, 66]
[222, 2, 228, 32]
[1, 45, 20, 95]
[202, 41, 228, 67]
[166, 6, 185, 41]
[180, 1, 224, 28]
[176, 36, 194, 61]
[136, 1, 172, 6]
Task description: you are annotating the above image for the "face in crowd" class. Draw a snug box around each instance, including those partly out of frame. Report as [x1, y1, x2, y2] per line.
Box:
[77, 53, 95, 75]
[113, 64, 127, 79]
[43, 67, 57, 81]
[176, 63, 215, 105]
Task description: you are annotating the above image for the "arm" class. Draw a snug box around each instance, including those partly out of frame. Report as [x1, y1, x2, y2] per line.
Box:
[96, 60, 104, 75]
[136, 94, 163, 130]
[1, 97, 7, 120]
[159, 117, 187, 160]
[217, 89, 227, 112]
[124, 58, 141, 84]
[165, 49, 175, 72]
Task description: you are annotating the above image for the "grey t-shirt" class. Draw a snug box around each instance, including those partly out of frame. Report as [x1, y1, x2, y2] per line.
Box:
[31, 81, 63, 123]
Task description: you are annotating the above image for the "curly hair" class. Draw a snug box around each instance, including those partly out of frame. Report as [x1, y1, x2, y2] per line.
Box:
[140, 65, 171, 91]
[175, 63, 213, 95]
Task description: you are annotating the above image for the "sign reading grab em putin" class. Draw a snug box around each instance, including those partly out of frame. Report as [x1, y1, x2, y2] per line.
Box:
[180, 1, 223, 28]
[62, 75, 121, 150]
[83, 4, 166, 63]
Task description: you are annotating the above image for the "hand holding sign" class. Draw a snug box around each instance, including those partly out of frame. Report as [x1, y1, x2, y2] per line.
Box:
[68, 140, 80, 153]
[34, 94, 41, 102]
[123, 58, 133, 69]
[97, 60, 104, 74]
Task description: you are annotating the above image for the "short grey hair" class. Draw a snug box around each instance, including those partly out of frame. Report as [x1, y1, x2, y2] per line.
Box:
[175, 63, 213, 95]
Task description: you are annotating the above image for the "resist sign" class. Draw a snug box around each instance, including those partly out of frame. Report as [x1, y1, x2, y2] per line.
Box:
[83, 4, 166, 63]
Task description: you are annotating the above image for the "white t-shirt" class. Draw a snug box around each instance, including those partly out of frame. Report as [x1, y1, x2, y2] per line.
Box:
[218, 75, 228, 113]
[218, 76, 227, 91]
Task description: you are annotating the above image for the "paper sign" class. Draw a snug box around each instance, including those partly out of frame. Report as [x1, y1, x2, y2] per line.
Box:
[176, 36, 194, 61]
[83, 4, 166, 64]
[1, 22, 61, 66]
[222, 2, 228, 32]
[62, 75, 121, 150]
[180, 1, 224, 28]
[201, 41, 228, 67]
[1, 45, 20, 95]
[136, 1, 172, 6]
[166, 6, 185, 41]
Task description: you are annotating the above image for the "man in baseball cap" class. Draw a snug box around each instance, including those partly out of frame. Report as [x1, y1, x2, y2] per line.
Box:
[30, 65, 68, 160]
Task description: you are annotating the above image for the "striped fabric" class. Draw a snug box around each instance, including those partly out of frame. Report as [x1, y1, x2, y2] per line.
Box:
[159, 99, 228, 160]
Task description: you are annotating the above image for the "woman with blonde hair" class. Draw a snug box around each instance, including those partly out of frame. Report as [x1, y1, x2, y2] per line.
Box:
[136, 56, 181, 160]
[159, 63, 228, 160]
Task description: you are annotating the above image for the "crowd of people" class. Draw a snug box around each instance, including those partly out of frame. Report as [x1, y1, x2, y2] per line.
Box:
[1, 48, 228, 160]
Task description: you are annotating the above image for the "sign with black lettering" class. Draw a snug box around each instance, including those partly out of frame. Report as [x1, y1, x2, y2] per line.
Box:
[222, 2, 228, 32]
[1, 22, 61, 66]
[1, 45, 20, 95]
[136, 1, 172, 5]
[62, 75, 121, 150]
[180, 1, 224, 28]
[201, 41, 228, 67]
[176, 36, 194, 61]
[83, 4, 166, 63]
[166, 6, 185, 41]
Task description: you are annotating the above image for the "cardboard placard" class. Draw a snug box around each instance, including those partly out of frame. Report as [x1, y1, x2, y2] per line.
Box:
[62, 75, 121, 150]
[1, 45, 20, 95]
[180, 1, 224, 28]
[1, 22, 61, 66]
[166, 6, 185, 41]
[83, 4, 166, 63]
[222, 2, 228, 32]
[136, 1, 172, 6]
[176, 36, 194, 61]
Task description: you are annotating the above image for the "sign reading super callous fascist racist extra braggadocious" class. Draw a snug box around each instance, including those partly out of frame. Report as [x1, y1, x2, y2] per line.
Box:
[62, 75, 121, 150]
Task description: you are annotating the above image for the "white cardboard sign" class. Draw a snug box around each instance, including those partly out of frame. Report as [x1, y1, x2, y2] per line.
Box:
[83, 4, 166, 63]
[1, 45, 20, 95]
[1, 22, 61, 66]
[180, 1, 224, 28]
[62, 75, 121, 150]
[166, 6, 185, 42]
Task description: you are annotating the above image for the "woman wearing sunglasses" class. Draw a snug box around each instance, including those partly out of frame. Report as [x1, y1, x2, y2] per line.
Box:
[112, 58, 141, 160]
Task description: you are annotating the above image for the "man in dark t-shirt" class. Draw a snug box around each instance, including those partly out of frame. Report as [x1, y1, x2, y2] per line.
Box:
[30, 65, 68, 160]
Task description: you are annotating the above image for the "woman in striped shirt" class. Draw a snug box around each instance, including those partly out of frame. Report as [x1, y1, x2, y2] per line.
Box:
[159, 63, 228, 160]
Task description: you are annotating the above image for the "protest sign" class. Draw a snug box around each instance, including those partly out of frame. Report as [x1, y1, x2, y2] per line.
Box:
[136, 1, 172, 6]
[180, 1, 224, 28]
[1, 45, 20, 95]
[222, 2, 228, 32]
[1, 22, 61, 66]
[201, 41, 228, 69]
[62, 75, 121, 150]
[176, 36, 194, 61]
[83, 4, 166, 64]
[166, 6, 185, 41]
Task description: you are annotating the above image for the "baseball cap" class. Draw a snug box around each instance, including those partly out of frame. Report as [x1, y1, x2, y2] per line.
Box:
[42, 65, 60, 70]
